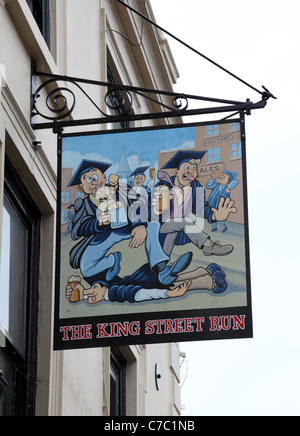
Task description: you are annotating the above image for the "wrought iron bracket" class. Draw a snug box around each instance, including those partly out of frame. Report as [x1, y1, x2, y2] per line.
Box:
[31, 68, 271, 132]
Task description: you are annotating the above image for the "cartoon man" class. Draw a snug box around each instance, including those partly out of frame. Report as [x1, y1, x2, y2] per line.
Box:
[66, 261, 228, 304]
[129, 166, 149, 190]
[155, 151, 236, 258]
[67, 159, 192, 289]
[128, 166, 151, 224]
[206, 170, 239, 233]
[65, 204, 75, 233]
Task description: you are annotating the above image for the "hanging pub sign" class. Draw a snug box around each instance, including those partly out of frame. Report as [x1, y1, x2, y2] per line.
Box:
[54, 119, 253, 350]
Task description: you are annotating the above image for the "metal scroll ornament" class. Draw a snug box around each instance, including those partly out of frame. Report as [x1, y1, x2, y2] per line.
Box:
[172, 95, 188, 111]
[32, 77, 135, 123]
[105, 88, 133, 114]
[31, 72, 192, 127]
[31, 70, 269, 131]
[32, 78, 77, 121]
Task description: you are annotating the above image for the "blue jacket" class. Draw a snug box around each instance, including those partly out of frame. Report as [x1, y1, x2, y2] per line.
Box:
[206, 172, 239, 209]
[69, 184, 146, 269]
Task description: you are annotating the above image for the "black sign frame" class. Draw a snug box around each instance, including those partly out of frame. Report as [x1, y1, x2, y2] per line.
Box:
[54, 115, 252, 350]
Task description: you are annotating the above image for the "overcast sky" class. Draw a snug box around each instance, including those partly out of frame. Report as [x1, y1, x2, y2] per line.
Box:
[151, 0, 300, 416]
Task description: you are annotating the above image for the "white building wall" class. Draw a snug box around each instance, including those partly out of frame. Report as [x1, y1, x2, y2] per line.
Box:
[0, 0, 182, 416]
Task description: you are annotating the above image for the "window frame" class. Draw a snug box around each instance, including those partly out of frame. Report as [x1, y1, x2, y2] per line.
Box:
[207, 146, 221, 163]
[26, 0, 51, 48]
[110, 347, 126, 416]
[106, 67, 130, 130]
[0, 158, 40, 416]
[230, 122, 241, 131]
[231, 141, 242, 159]
[206, 124, 219, 137]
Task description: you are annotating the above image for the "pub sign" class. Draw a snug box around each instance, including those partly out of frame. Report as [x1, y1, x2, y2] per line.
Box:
[54, 120, 252, 349]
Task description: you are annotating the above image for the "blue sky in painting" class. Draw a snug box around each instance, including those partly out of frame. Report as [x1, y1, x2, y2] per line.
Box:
[62, 126, 195, 180]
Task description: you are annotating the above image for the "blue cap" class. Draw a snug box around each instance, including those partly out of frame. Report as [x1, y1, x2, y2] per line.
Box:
[129, 166, 150, 177]
[68, 159, 112, 187]
[224, 170, 239, 182]
[161, 151, 206, 169]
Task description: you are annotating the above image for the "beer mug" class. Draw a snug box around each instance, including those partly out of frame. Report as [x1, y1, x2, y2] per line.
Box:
[68, 275, 82, 303]
[156, 185, 170, 212]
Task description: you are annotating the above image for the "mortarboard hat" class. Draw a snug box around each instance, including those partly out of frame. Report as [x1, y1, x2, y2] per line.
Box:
[223, 170, 239, 182]
[161, 150, 207, 170]
[68, 159, 112, 187]
[129, 166, 150, 177]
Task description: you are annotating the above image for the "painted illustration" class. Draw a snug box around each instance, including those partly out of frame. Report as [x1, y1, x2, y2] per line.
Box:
[67, 159, 193, 291]
[56, 121, 252, 348]
[155, 150, 235, 258]
[205, 170, 239, 233]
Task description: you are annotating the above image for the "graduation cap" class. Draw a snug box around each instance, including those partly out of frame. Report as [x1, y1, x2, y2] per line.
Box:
[161, 151, 207, 169]
[224, 170, 239, 182]
[129, 166, 150, 177]
[68, 159, 112, 187]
